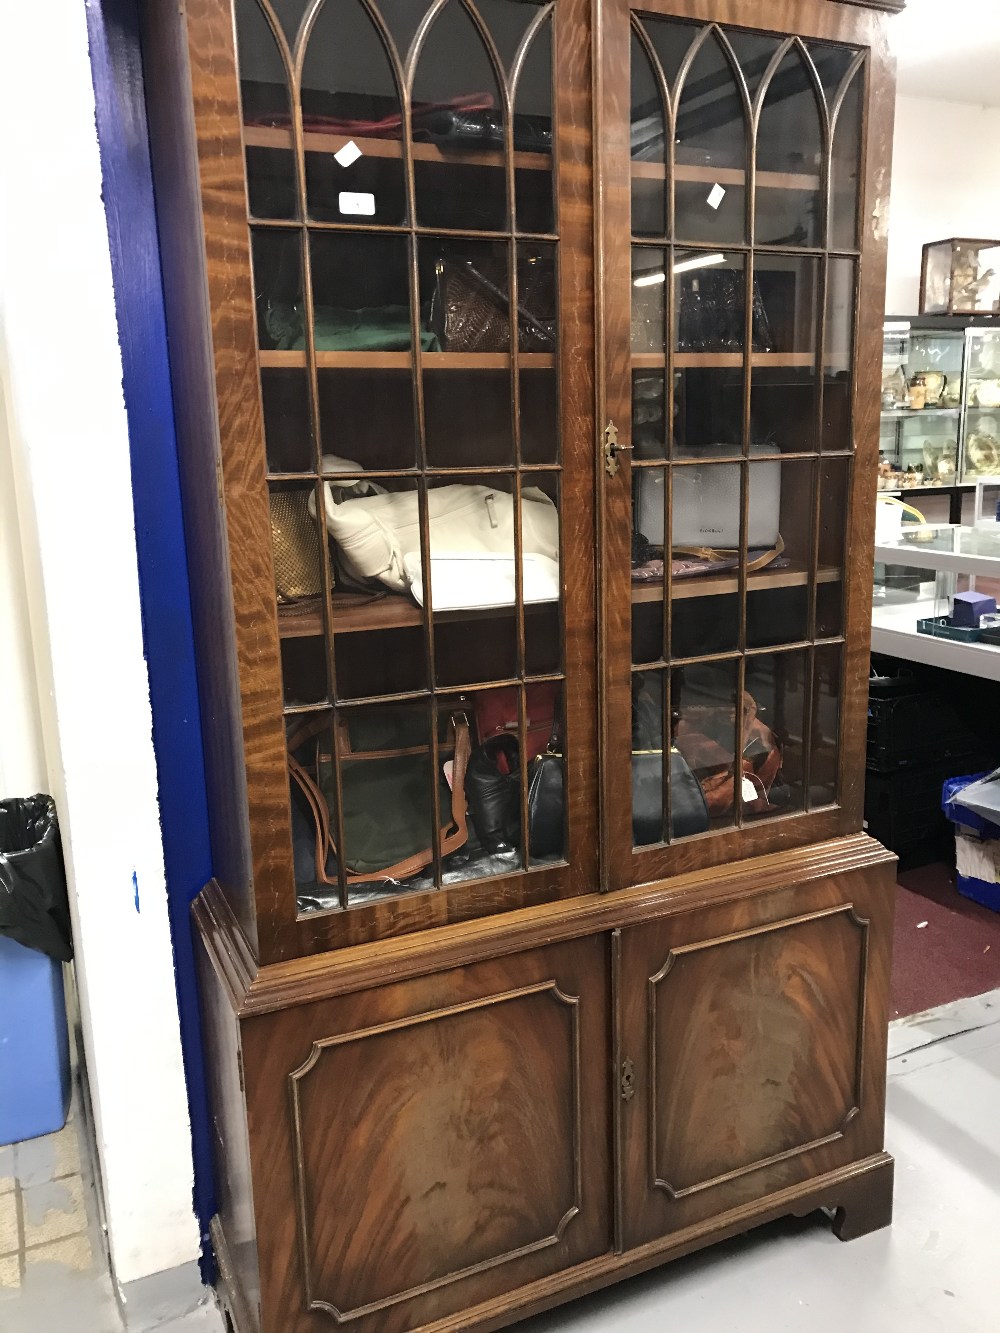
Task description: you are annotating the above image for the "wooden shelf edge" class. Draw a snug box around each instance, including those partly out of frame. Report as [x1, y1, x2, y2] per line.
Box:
[260, 351, 556, 371]
[631, 161, 820, 191]
[280, 564, 843, 637]
[243, 123, 550, 172]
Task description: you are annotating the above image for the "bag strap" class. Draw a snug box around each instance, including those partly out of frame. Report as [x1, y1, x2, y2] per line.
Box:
[287, 714, 471, 886]
[672, 533, 785, 574]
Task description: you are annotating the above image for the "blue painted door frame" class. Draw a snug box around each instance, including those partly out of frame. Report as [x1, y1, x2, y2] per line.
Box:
[85, 0, 217, 1271]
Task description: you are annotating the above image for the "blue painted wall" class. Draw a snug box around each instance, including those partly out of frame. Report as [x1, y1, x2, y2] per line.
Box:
[85, 0, 217, 1270]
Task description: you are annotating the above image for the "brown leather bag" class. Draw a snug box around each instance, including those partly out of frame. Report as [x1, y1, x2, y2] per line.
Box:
[287, 711, 471, 884]
[673, 691, 782, 818]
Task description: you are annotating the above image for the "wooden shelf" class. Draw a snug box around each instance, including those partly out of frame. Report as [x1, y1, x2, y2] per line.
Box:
[243, 124, 550, 173]
[632, 561, 840, 603]
[259, 350, 556, 371]
[633, 352, 816, 370]
[280, 564, 841, 637]
[631, 161, 820, 192]
[279, 594, 562, 638]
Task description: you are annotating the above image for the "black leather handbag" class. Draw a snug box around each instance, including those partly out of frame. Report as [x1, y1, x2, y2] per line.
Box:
[466, 738, 708, 859]
[632, 749, 710, 845]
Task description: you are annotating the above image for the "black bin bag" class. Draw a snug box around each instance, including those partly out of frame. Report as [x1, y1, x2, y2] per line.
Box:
[0, 795, 73, 961]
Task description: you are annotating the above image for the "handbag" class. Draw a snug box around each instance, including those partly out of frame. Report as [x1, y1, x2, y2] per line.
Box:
[674, 691, 782, 818]
[473, 682, 560, 770]
[636, 444, 782, 550]
[287, 709, 471, 884]
[429, 256, 556, 353]
[312, 482, 559, 596]
[269, 490, 327, 601]
[632, 749, 710, 845]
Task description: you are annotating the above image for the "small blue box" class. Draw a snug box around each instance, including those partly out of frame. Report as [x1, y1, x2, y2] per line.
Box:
[952, 590, 996, 628]
[0, 937, 71, 1145]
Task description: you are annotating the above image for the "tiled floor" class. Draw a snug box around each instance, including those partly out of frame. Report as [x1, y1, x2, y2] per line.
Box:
[0, 1085, 221, 1333]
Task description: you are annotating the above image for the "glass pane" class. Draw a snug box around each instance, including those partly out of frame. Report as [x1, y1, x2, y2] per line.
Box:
[309, 231, 414, 352]
[253, 228, 303, 350]
[669, 458, 747, 658]
[631, 26, 667, 239]
[269, 0, 309, 47]
[263, 369, 314, 473]
[318, 369, 416, 472]
[300, 0, 406, 226]
[632, 465, 665, 665]
[830, 67, 863, 251]
[747, 458, 813, 649]
[728, 30, 782, 103]
[816, 457, 850, 638]
[378, 0, 426, 64]
[289, 710, 340, 913]
[754, 254, 819, 356]
[675, 366, 744, 460]
[674, 250, 747, 353]
[517, 243, 557, 353]
[633, 371, 667, 461]
[965, 333, 1000, 479]
[809, 643, 842, 806]
[521, 367, 560, 465]
[524, 472, 562, 677]
[806, 42, 859, 107]
[632, 669, 667, 848]
[513, 15, 554, 235]
[755, 49, 823, 247]
[411, 1, 508, 232]
[633, 246, 667, 353]
[744, 650, 807, 818]
[752, 365, 816, 455]
[824, 257, 856, 449]
[235, 0, 298, 220]
[673, 30, 747, 244]
[673, 660, 739, 832]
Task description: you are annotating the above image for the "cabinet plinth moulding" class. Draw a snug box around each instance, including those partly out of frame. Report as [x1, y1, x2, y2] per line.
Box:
[144, 0, 901, 1326]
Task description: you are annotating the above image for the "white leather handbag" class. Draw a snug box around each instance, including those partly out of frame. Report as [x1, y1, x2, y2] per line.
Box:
[312, 466, 559, 596]
[637, 443, 781, 549]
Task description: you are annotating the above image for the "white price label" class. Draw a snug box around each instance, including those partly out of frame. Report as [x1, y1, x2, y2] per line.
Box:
[741, 776, 759, 804]
[707, 183, 726, 210]
[334, 139, 363, 168]
[338, 191, 376, 216]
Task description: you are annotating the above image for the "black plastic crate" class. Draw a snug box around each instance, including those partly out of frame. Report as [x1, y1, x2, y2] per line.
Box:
[866, 690, 984, 772]
[864, 757, 994, 862]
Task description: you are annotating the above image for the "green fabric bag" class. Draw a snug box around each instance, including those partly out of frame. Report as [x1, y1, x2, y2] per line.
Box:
[266, 302, 440, 353]
[287, 709, 471, 885]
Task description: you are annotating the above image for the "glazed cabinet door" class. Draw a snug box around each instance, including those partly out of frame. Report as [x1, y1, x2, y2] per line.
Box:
[242, 937, 611, 1331]
[614, 857, 894, 1248]
[596, 0, 894, 891]
[170, 0, 598, 964]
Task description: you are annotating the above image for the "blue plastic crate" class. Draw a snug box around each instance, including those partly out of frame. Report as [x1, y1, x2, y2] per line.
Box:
[956, 873, 1000, 912]
[0, 936, 71, 1145]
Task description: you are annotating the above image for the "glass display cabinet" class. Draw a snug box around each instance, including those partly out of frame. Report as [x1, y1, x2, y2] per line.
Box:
[921, 238, 1000, 316]
[143, 1, 903, 1329]
[962, 326, 1000, 479]
[879, 320, 963, 491]
[873, 523, 1000, 682]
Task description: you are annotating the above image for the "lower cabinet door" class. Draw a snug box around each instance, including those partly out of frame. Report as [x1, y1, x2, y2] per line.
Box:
[243, 937, 612, 1332]
[616, 865, 893, 1249]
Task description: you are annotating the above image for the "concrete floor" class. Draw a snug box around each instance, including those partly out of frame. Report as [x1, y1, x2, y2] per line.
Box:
[2, 989, 998, 1331]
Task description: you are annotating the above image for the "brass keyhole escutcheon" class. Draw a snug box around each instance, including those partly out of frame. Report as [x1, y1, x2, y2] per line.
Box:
[621, 1057, 636, 1102]
[603, 419, 632, 477]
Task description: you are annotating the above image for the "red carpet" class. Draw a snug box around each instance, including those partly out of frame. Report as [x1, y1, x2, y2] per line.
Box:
[891, 861, 1000, 1018]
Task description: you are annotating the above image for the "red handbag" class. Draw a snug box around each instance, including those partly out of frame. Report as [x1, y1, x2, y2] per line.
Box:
[474, 682, 560, 773]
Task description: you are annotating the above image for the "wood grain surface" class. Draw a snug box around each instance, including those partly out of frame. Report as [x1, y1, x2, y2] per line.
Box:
[240, 938, 611, 1331]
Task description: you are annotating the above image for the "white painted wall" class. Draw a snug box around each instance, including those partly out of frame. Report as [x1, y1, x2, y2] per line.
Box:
[0, 0, 201, 1292]
[885, 95, 1000, 315]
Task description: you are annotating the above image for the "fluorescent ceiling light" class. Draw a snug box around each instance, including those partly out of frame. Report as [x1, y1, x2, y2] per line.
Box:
[633, 252, 726, 287]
